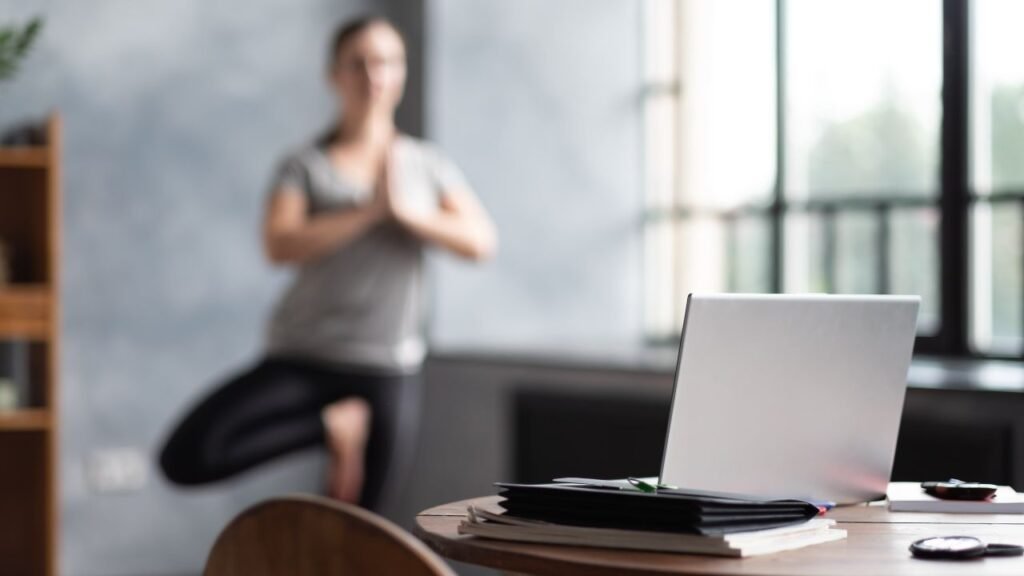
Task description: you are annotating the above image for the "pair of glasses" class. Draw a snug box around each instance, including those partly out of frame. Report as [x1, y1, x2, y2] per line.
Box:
[910, 536, 1023, 560]
[921, 479, 999, 501]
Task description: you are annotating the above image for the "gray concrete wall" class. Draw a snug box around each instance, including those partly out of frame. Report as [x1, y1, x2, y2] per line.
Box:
[425, 0, 646, 348]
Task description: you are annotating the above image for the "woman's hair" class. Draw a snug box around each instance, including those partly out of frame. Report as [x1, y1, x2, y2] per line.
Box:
[329, 16, 405, 69]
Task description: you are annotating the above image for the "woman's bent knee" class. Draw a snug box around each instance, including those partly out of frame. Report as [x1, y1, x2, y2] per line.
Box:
[158, 431, 219, 486]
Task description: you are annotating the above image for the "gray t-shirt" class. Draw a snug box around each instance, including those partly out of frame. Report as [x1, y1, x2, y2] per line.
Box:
[265, 134, 468, 373]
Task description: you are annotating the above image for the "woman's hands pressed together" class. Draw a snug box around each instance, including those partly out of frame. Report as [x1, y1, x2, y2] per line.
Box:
[372, 146, 412, 225]
[265, 140, 496, 266]
[371, 143, 497, 261]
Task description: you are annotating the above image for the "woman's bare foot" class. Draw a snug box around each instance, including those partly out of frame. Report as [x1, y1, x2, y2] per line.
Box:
[323, 398, 371, 503]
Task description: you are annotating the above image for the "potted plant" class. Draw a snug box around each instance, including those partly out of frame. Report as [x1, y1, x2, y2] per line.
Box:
[0, 17, 42, 83]
[1, 17, 46, 148]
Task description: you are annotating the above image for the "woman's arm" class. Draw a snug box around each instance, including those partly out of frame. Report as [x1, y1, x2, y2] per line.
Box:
[263, 186, 386, 265]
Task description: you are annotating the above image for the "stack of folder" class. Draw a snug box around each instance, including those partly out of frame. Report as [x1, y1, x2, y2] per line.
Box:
[458, 479, 847, 557]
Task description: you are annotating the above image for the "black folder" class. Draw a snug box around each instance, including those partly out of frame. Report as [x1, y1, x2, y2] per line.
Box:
[496, 482, 822, 535]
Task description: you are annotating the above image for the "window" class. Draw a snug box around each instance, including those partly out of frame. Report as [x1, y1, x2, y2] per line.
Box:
[643, 0, 1024, 358]
[785, 0, 941, 334]
[970, 0, 1024, 354]
[643, 0, 776, 335]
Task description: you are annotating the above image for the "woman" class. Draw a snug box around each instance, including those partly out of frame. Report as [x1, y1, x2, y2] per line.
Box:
[159, 16, 496, 509]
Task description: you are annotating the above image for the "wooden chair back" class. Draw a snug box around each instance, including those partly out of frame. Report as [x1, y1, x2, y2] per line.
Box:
[204, 494, 455, 576]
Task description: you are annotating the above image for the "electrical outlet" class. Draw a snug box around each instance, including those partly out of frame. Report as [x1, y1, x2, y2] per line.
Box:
[85, 448, 148, 493]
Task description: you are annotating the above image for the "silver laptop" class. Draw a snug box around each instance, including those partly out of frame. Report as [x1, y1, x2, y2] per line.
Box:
[659, 293, 919, 504]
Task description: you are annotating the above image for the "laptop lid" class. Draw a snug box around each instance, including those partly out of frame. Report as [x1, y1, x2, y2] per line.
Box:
[659, 293, 920, 504]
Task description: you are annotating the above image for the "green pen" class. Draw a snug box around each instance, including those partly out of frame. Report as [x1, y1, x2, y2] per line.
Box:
[627, 477, 678, 493]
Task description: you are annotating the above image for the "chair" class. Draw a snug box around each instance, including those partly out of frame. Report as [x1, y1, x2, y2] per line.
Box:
[204, 494, 456, 576]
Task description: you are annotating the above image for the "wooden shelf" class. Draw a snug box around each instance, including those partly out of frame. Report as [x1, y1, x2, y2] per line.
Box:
[0, 408, 51, 431]
[0, 285, 53, 339]
[0, 147, 49, 169]
[0, 113, 59, 576]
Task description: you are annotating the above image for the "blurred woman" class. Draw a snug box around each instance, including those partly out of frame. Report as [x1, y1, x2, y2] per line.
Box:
[159, 16, 496, 509]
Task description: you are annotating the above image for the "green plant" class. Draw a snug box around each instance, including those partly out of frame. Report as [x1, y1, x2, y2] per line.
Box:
[0, 17, 43, 83]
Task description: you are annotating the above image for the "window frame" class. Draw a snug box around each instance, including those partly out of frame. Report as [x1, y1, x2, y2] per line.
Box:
[643, 0, 1024, 359]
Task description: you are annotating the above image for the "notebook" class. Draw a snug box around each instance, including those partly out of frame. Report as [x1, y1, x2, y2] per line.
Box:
[495, 481, 824, 535]
[460, 506, 847, 557]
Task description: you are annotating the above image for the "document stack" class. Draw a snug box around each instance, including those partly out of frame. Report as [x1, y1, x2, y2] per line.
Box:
[459, 480, 847, 557]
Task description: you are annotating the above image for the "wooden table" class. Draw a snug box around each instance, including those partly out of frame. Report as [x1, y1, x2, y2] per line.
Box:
[414, 497, 1024, 575]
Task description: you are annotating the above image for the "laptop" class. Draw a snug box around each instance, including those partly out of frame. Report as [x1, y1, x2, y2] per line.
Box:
[659, 293, 920, 505]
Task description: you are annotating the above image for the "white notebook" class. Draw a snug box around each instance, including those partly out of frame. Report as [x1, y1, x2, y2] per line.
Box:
[459, 507, 847, 557]
[887, 482, 1024, 513]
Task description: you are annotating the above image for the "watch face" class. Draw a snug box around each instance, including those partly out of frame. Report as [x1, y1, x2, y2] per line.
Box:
[911, 537, 986, 559]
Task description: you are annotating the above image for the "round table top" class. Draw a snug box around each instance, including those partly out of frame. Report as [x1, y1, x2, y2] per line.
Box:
[414, 496, 1024, 576]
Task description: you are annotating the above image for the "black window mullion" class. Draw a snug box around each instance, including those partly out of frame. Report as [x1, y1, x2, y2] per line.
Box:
[772, 0, 787, 294]
[940, 0, 971, 355]
[725, 214, 739, 291]
[877, 204, 891, 294]
[822, 208, 837, 293]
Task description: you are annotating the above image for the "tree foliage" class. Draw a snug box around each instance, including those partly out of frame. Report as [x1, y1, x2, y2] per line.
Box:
[991, 83, 1024, 189]
[808, 96, 934, 196]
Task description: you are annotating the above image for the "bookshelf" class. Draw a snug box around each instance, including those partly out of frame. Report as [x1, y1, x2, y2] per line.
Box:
[0, 408, 51, 431]
[0, 114, 60, 576]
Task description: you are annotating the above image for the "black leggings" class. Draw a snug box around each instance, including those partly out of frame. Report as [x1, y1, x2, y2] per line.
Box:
[158, 356, 420, 511]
